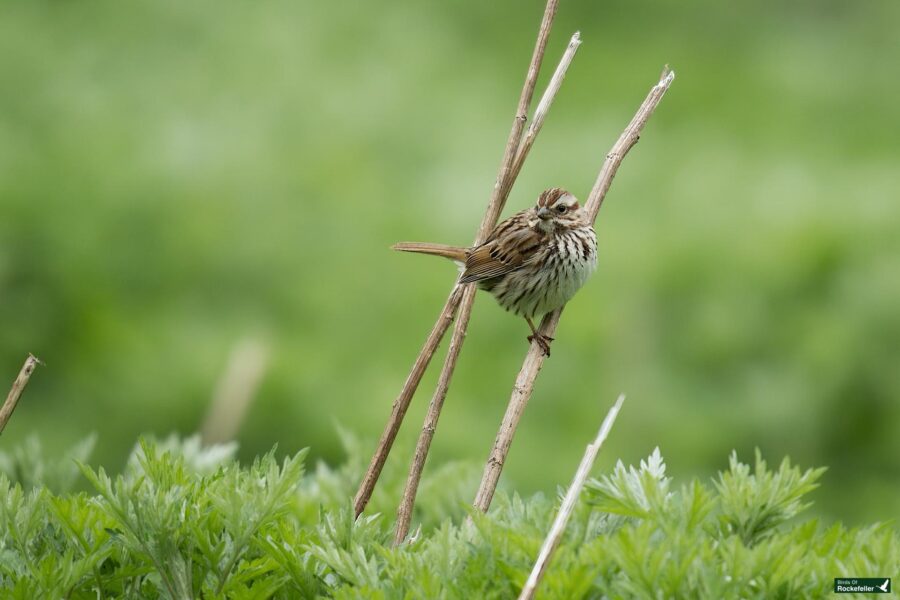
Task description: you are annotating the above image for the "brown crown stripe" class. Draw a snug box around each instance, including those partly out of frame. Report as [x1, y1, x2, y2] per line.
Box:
[537, 187, 568, 207]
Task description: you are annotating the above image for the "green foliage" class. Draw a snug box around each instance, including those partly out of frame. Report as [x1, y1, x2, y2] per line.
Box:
[0, 437, 896, 598]
[0, 435, 95, 494]
[2, 0, 899, 526]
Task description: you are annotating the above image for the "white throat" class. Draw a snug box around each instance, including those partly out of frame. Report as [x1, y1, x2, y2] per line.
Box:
[535, 219, 556, 233]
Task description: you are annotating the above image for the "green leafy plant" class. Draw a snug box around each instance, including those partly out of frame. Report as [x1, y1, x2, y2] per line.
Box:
[0, 437, 896, 598]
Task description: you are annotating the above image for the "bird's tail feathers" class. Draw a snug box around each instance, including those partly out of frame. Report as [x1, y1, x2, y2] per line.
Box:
[392, 242, 467, 262]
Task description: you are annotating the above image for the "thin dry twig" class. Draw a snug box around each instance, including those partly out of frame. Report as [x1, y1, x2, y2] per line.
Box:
[475, 0, 561, 243]
[393, 27, 581, 545]
[355, 0, 560, 519]
[473, 67, 675, 513]
[354, 285, 463, 517]
[518, 395, 625, 600]
[585, 67, 676, 222]
[503, 31, 582, 201]
[0, 354, 41, 435]
[200, 338, 270, 445]
[393, 284, 476, 543]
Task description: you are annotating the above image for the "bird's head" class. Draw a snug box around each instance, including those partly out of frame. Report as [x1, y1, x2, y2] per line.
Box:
[533, 187, 583, 232]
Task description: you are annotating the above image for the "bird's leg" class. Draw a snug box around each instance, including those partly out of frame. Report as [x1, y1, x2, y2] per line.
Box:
[525, 316, 553, 356]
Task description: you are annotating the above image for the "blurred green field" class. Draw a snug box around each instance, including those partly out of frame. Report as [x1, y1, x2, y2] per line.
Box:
[1, 0, 898, 523]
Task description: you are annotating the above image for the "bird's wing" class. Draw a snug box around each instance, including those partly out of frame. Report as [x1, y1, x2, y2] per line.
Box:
[459, 214, 545, 283]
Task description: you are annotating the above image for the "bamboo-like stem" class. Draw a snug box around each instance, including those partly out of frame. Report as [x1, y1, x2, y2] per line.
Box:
[393, 284, 476, 544]
[475, 0, 561, 244]
[354, 0, 560, 520]
[473, 67, 675, 513]
[518, 395, 625, 600]
[502, 31, 582, 202]
[354, 284, 464, 516]
[0, 354, 41, 435]
[585, 67, 676, 222]
[393, 27, 581, 545]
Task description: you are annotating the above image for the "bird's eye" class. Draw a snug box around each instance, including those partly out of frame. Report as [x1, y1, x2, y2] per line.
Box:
[556, 205, 566, 213]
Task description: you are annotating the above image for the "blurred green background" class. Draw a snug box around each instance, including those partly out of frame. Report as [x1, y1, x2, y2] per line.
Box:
[1, 0, 898, 523]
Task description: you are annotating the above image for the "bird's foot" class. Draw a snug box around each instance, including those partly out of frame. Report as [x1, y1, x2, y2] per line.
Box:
[527, 333, 554, 356]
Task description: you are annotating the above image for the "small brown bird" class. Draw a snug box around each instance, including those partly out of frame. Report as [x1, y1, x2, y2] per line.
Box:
[393, 187, 597, 355]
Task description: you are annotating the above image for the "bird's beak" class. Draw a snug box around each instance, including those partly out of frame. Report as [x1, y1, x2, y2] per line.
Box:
[537, 206, 551, 220]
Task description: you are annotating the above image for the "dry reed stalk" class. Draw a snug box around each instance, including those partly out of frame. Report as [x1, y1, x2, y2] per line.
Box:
[355, 0, 561, 519]
[473, 67, 675, 513]
[518, 395, 625, 600]
[393, 31, 583, 544]
[0, 354, 41, 435]
[503, 31, 582, 201]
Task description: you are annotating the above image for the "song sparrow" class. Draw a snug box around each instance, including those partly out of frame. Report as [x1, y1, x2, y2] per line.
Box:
[393, 187, 597, 356]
